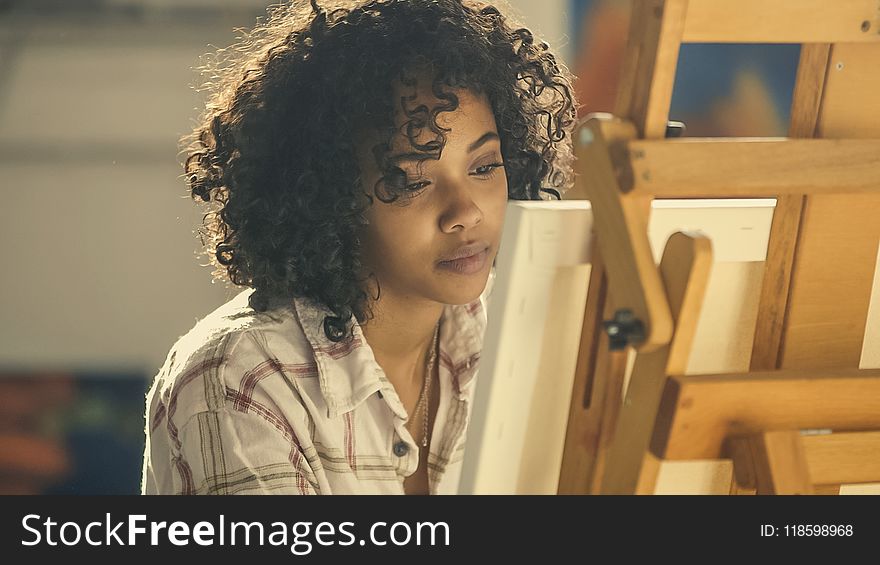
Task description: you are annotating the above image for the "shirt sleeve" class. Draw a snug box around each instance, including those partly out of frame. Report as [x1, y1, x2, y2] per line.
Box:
[174, 407, 319, 495]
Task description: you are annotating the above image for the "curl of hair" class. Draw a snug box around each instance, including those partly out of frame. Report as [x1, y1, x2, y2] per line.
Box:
[182, 0, 579, 342]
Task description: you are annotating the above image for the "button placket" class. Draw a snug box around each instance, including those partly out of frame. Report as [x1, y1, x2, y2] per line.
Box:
[390, 421, 419, 478]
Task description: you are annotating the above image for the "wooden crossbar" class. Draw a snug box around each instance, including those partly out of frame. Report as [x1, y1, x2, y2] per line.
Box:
[682, 0, 880, 44]
[650, 369, 880, 460]
[620, 138, 880, 197]
[726, 430, 880, 494]
[803, 431, 880, 485]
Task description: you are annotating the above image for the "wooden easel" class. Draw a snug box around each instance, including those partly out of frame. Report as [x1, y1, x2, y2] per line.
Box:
[558, 0, 880, 495]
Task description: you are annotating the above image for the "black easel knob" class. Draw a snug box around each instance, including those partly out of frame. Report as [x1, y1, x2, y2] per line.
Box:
[603, 309, 645, 351]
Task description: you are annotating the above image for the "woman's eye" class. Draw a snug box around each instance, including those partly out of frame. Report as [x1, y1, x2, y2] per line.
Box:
[473, 163, 505, 177]
[402, 162, 504, 193]
[405, 180, 431, 192]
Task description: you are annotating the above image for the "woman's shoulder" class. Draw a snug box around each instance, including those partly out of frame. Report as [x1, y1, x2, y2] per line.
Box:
[147, 289, 316, 424]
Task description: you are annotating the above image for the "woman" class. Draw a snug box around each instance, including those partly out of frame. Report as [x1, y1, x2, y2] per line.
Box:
[142, 0, 577, 494]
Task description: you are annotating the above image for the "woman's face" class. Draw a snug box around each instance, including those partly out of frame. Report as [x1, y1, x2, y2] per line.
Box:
[356, 84, 508, 308]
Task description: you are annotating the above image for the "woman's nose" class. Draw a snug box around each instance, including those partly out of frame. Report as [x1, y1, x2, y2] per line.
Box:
[439, 182, 483, 232]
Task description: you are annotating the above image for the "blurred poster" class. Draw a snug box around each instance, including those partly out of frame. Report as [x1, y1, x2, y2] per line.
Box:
[0, 372, 147, 494]
[570, 0, 801, 136]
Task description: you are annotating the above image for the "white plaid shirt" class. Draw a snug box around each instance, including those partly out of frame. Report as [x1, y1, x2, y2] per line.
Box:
[141, 274, 492, 495]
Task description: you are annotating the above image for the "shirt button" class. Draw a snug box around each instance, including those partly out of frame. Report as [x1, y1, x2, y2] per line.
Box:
[393, 441, 409, 457]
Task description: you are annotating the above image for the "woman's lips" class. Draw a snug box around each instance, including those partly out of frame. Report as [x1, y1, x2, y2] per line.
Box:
[437, 248, 489, 275]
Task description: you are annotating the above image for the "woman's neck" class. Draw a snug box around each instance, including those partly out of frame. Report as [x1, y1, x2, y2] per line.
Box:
[360, 295, 443, 389]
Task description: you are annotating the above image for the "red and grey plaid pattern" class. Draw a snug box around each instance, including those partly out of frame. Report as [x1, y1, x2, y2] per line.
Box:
[142, 280, 490, 495]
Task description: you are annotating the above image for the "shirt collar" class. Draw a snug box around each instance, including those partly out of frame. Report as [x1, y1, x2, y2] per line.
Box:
[292, 293, 487, 420]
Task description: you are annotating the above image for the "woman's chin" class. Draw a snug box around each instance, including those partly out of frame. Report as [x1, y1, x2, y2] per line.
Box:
[434, 279, 488, 306]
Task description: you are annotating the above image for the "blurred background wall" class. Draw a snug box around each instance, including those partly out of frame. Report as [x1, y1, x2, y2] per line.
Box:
[1, 0, 271, 374]
[0, 0, 282, 494]
[0, 0, 801, 494]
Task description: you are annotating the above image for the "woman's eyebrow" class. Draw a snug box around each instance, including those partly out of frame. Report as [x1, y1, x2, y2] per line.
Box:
[467, 131, 500, 153]
[389, 131, 500, 165]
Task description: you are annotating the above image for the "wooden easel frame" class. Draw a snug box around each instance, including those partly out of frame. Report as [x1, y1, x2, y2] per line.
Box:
[558, 0, 880, 495]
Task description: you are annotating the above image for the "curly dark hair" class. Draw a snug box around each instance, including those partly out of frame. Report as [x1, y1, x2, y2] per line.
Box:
[183, 0, 578, 342]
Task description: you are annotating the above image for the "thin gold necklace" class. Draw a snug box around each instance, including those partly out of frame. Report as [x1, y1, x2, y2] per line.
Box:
[412, 321, 439, 448]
